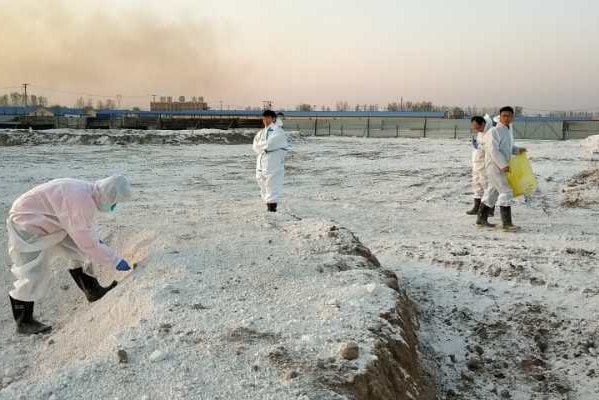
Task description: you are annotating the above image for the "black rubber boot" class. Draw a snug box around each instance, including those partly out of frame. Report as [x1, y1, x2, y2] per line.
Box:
[500, 206, 520, 232]
[476, 204, 496, 228]
[266, 203, 277, 213]
[489, 206, 496, 217]
[69, 268, 118, 303]
[466, 198, 482, 215]
[9, 296, 52, 335]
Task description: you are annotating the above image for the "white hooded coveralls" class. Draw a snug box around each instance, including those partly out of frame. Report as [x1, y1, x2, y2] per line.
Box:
[7, 176, 131, 302]
[471, 115, 494, 199]
[253, 123, 289, 204]
[482, 123, 522, 207]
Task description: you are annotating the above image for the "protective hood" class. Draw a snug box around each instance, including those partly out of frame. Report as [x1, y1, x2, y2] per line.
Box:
[93, 175, 132, 211]
[483, 114, 494, 132]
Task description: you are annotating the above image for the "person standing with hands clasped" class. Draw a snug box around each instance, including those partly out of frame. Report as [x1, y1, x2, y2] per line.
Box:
[253, 110, 289, 213]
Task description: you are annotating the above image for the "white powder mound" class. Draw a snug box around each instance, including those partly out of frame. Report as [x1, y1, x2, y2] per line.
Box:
[0, 128, 305, 146]
[0, 162, 429, 400]
[561, 169, 599, 208]
[34, 283, 153, 378]
[581, 134, 599, 159]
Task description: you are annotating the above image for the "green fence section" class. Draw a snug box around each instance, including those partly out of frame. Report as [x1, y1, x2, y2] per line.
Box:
[284, 117, 598, 140]
[564, 121, 599, 140]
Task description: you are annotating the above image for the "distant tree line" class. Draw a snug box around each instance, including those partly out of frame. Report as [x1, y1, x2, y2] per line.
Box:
[0, 92, 49, 107]
[549, 110, 594, 119]
[74, 97, 117, 110]
[462, 106, 523, 118]
[293, 101, 525, 119]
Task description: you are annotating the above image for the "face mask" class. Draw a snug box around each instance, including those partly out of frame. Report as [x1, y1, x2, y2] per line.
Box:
[276, 119, 284, 127]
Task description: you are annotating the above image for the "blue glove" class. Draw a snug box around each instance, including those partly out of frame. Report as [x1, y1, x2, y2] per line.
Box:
[116, 259, 131, 271]
[470, 137, 479, 150]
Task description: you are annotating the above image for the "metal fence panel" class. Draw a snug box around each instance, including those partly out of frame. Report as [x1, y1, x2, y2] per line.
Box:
[338, 118, 368, 137]
[283, 117, 599, 141]
[565, 121, 599, 140]
[513, 121, 564, 140]
[397, 119, 426, 138]
[423, 119, 472, 139]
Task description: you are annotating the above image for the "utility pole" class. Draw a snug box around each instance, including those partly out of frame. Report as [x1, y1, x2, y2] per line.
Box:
[22, 83, 29, 107]
[116, 94, 122, 109]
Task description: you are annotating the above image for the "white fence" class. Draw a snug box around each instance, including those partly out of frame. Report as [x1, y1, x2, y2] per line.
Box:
[284, 117, 598, 140]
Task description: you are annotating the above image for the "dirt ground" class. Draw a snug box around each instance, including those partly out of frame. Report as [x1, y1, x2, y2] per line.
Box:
[1, 132, 598, 399]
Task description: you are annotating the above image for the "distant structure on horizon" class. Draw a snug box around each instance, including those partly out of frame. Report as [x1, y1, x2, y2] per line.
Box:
[548, 110, 596, 120]
[150, 96, 209, 112]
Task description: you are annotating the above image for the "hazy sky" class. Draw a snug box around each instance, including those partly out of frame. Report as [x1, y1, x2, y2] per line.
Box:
[1, 0, 598, 110]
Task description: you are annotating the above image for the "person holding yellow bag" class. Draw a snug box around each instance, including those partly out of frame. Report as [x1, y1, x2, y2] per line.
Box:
[477, 106, 527, 231]
[507, 153, 537, 197]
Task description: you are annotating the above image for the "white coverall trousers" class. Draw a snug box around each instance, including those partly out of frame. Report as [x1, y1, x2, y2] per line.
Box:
[482, 165, 512, 207]
[256, 150, 285, 204]
[8, 220, 91, 302]
[472, 148, 487, 199]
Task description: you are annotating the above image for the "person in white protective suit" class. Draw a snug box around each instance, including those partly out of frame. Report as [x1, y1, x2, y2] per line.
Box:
[253, 110, 289, 212]
[477, 106, 527, 231]
[466, 114, 495, 215]
[276, 112, 285, 128]
[6, 175, 133, 334]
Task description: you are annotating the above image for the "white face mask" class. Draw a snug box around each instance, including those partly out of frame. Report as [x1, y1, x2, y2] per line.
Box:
[276, 118, 284, 127]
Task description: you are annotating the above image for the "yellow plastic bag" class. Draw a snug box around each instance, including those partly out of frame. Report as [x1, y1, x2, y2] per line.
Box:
[507, 153, 537, 197]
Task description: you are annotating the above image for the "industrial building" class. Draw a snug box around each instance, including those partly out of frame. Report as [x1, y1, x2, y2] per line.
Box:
[150, 96, 209, 112]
